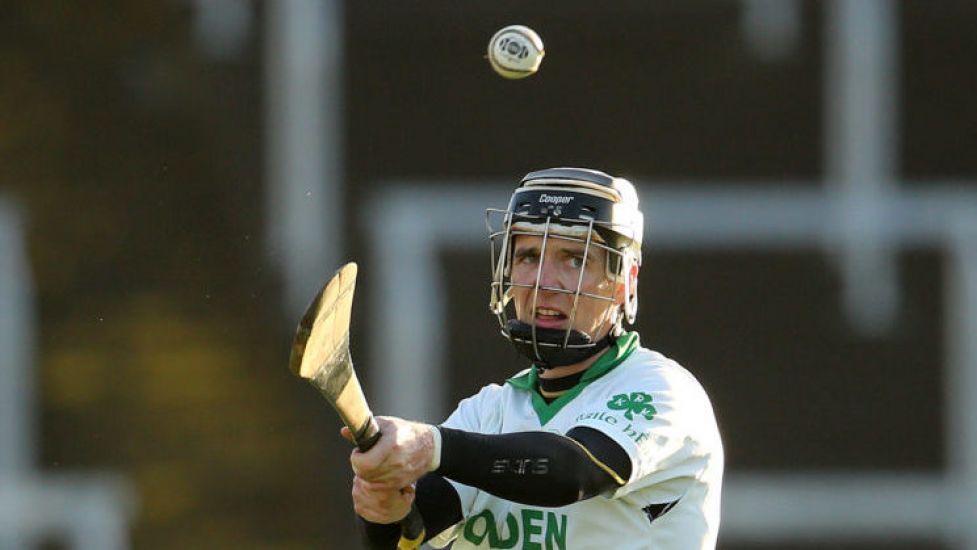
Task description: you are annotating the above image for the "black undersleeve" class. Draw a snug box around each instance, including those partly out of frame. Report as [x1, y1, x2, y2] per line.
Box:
[416, 473, 464, 539]
[436, 426, 632, 507]
[566, 426, 632, 481]
[356, 516, 398, 549]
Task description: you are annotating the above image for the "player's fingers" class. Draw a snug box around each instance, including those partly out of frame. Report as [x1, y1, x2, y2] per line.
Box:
[351, 427, 427, 487]
[352, 477, 412, 523]
[397, 485, 416, 509]
[350, 453, 391, 482]
[340, 426, 353, 443]
[357, 474, 403, 493]
[352, 490, 389, 524]
[355, 476, 386, 492]
[352, 441, 416, 482]
[352, 477, 384, 507]
[355, 476, 406, 497]
[351, 458, 410, 487]
[368, 455, 424, 487]
[354, 468, 406, 489]
[350, 425, 398, 473]
[349, 439, 390, 476]
[374, 415, 396, 430]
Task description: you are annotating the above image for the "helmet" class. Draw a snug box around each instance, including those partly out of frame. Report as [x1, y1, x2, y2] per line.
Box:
[486, 167, 644, 369]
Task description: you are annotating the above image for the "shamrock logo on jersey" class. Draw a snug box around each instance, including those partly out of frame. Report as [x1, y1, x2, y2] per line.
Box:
[607, 392, 657, 421]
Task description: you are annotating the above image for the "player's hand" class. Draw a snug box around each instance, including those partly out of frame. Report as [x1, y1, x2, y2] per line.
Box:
[351, 475, 415, 524]
[347, 416, 435, 490]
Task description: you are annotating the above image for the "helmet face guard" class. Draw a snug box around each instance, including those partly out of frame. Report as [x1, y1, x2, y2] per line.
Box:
[486, 168, 643, 369]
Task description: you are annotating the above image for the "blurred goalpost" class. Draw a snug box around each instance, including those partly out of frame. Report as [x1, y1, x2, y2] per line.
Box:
[0, 199, 134, 549]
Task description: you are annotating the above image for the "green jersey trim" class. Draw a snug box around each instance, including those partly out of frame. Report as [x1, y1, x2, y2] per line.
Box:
[506, 332, 640, 425]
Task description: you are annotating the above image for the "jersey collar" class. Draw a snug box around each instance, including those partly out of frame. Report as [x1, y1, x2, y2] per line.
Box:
[506, 331, 640, 425]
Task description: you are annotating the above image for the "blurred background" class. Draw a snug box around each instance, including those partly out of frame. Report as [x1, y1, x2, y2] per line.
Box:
[2, 0, 977, 548]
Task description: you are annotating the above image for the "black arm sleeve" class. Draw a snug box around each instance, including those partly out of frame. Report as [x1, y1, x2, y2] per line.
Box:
[357, 473, 463, 549]
[415, 473, 464, 539]
[356, 517, 399, 550]
[435, 426, 633, 507]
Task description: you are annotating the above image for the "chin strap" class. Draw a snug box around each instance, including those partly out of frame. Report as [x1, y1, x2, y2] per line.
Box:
[505, 320, 620, 370]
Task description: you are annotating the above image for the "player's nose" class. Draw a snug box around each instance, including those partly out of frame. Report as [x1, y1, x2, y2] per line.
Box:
[535, 258, 566, 290]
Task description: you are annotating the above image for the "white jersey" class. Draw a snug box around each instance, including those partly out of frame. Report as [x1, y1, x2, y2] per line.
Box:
[428, 333, 723, 550]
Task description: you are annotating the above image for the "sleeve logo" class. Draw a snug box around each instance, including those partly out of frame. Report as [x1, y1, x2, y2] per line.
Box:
[607, 391, 657, 421]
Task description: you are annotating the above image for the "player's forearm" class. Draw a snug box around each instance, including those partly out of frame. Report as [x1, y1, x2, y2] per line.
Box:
[434, 426, 629, 507]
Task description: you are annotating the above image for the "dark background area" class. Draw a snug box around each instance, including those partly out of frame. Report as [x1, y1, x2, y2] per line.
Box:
[1, 1, 974, 548]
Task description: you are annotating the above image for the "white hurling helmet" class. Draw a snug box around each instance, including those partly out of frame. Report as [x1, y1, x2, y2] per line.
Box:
[486, 167, 644, 369]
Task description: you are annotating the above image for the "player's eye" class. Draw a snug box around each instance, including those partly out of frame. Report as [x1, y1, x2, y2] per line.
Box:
[569, 255, 585, 269]
[514, 250, 539, 265]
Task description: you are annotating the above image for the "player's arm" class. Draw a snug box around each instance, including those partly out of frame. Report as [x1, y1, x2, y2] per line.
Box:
[434, 425, 632, 507]
[357, 426, 629, 547]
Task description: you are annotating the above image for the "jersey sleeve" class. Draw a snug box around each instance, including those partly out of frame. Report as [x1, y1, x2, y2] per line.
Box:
[569, 355, 719, 502]
[441, 382, 507, 435]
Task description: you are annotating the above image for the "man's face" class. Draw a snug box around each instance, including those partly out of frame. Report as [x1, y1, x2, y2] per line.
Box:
[509, 233, 624, 342]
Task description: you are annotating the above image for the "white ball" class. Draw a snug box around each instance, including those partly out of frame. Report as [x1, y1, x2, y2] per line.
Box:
[487, 25, 545, 79]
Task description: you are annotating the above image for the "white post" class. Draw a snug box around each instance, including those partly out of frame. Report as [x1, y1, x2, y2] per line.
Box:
[0, 198, 33, 550]
[824, 0, 900, 334]
[740, 0, 801, 62]
[946, 216, 977, 550]
[0, 199, 35, 475]
[265, 0, 344, 318]
[68, 482, 132, 550]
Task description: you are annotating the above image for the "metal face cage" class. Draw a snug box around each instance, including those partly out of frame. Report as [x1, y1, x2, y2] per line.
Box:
[485, 208, 635, 363]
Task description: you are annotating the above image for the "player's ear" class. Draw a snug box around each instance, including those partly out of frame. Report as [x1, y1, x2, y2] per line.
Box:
[629, 262, 639, 297]
[613, 261, 639, 305]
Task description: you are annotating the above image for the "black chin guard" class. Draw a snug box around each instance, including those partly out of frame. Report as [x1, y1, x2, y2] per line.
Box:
[506, 320, 617, 370]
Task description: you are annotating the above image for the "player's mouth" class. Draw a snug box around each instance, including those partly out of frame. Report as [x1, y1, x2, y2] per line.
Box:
[533, 306, 568, 329]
